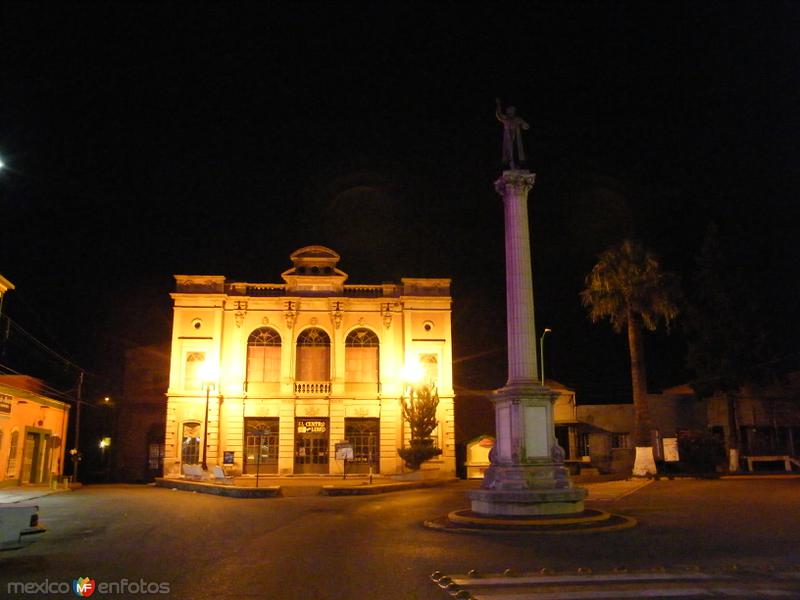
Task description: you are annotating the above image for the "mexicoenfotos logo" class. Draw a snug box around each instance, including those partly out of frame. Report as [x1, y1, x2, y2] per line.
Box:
[7, 577, 170, 596]
[73, 577, 96, 597]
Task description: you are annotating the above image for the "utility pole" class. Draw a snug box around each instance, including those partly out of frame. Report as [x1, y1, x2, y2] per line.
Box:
[72, 371, 84, 482]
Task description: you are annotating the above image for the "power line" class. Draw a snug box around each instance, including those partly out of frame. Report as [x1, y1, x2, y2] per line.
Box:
[0, 360, 76, 401]
[1, 314, 87, 373]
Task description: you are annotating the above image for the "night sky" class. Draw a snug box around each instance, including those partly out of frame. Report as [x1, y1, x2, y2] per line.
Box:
[2, 3, 798, 404]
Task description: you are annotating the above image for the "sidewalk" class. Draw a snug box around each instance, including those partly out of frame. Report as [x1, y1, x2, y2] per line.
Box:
[155, 473, 456, 497]
[149, 475, 652, 500]
[0, 484, 71, 504]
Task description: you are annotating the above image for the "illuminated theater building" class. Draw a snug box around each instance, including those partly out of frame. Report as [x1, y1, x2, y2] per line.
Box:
[163, 246, 455, 478]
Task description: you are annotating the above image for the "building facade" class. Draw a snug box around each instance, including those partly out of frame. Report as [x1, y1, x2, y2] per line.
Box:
[706, 373, 800, 461]
[163, 246, 455, 478]
[116, 343, 169, 482]
[0, 376, 70, 487]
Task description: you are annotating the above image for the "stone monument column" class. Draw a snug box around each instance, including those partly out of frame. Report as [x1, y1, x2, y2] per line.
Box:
[467, 169, 586, 516]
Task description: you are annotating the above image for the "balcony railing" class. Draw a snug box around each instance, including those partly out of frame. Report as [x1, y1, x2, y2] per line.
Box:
[343, 285, 385, 297]
[294, 381, 331, 395]
[246, 284, 287, 296]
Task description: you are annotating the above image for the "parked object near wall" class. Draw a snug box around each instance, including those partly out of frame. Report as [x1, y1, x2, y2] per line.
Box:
[465, 435, 494, 479]
[0, 504, 46, 551]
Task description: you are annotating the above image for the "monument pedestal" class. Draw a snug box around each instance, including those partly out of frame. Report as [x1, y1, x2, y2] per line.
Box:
[466, 383, 586, 516]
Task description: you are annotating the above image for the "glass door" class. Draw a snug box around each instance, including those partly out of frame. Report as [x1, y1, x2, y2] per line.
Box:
[244, 418, 279, 474]
[294, 418, 329, 474]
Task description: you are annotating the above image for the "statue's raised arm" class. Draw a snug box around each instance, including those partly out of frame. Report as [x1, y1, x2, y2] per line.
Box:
[495, 98, 530, 170]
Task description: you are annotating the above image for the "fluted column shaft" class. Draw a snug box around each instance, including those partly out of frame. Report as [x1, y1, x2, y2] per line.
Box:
[495, 171, 538, 386]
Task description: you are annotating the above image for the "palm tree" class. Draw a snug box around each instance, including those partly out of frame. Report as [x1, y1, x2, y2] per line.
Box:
[580, 240, 680, 476]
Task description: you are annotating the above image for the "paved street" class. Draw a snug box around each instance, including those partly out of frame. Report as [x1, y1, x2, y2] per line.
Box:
[1, 478, 799, 599]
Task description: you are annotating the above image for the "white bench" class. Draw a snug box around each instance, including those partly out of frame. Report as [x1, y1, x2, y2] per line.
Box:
[212, 465, 234, 485]
[182, 464, 207, 480]
[745, 455, 800, 472]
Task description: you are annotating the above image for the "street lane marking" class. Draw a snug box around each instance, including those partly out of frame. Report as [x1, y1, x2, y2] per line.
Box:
[585, 479, 653, 501]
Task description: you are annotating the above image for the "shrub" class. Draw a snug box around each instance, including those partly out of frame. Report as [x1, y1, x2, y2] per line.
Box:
[398, 438, 442, 471]
[398, 385, 442, 470]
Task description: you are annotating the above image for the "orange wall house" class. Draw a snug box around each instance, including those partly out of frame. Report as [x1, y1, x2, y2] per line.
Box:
[0, 376, 70, 487]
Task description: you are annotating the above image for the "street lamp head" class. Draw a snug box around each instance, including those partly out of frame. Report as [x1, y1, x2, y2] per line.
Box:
[198, 357, 219, 387]
[540, 328, 553, 386]
[400, 361, 424, 387]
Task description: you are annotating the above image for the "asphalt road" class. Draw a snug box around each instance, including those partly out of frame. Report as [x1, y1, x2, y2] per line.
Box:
[1, 479, 799, 599]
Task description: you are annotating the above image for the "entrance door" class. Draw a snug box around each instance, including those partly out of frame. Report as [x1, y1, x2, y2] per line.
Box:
[42, 435, 52, 484]
[244, 418, 279, 474]
[344, 418, 379, 474]
[555, 426, 571, 460]
[294, 418, 329, 474]
[21, 432, 42, 484]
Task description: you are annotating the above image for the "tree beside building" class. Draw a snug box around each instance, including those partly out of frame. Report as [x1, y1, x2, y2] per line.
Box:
[580, 240, 680, 476]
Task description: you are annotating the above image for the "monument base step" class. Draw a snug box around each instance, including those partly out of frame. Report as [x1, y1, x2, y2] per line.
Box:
[467, 486, 587, 516]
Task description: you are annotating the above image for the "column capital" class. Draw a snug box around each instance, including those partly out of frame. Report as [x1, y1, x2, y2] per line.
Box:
[494, 170, 536, 197]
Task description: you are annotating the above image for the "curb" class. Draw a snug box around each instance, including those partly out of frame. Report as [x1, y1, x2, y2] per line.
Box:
[321, 478, 457, 496]
[423, 511, 637, 535]
[154, 478, 282, 498]
[0, 488, 72, 504]
[721, 474, 800, 480]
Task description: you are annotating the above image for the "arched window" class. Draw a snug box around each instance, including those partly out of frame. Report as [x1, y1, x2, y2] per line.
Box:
[184, 352, 205, 390]
[345, 328, 379, 383]
[295, 328, 330, 381]
[420, 354, 439, 388]
[6, 429, 19, 478]
[181, 422, 201, 465]
[247, 327, 282, 382]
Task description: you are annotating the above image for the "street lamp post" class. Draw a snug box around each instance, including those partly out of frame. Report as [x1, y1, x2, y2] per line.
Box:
[540, 328, 552, 386]
[201, 382, 215, 471]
